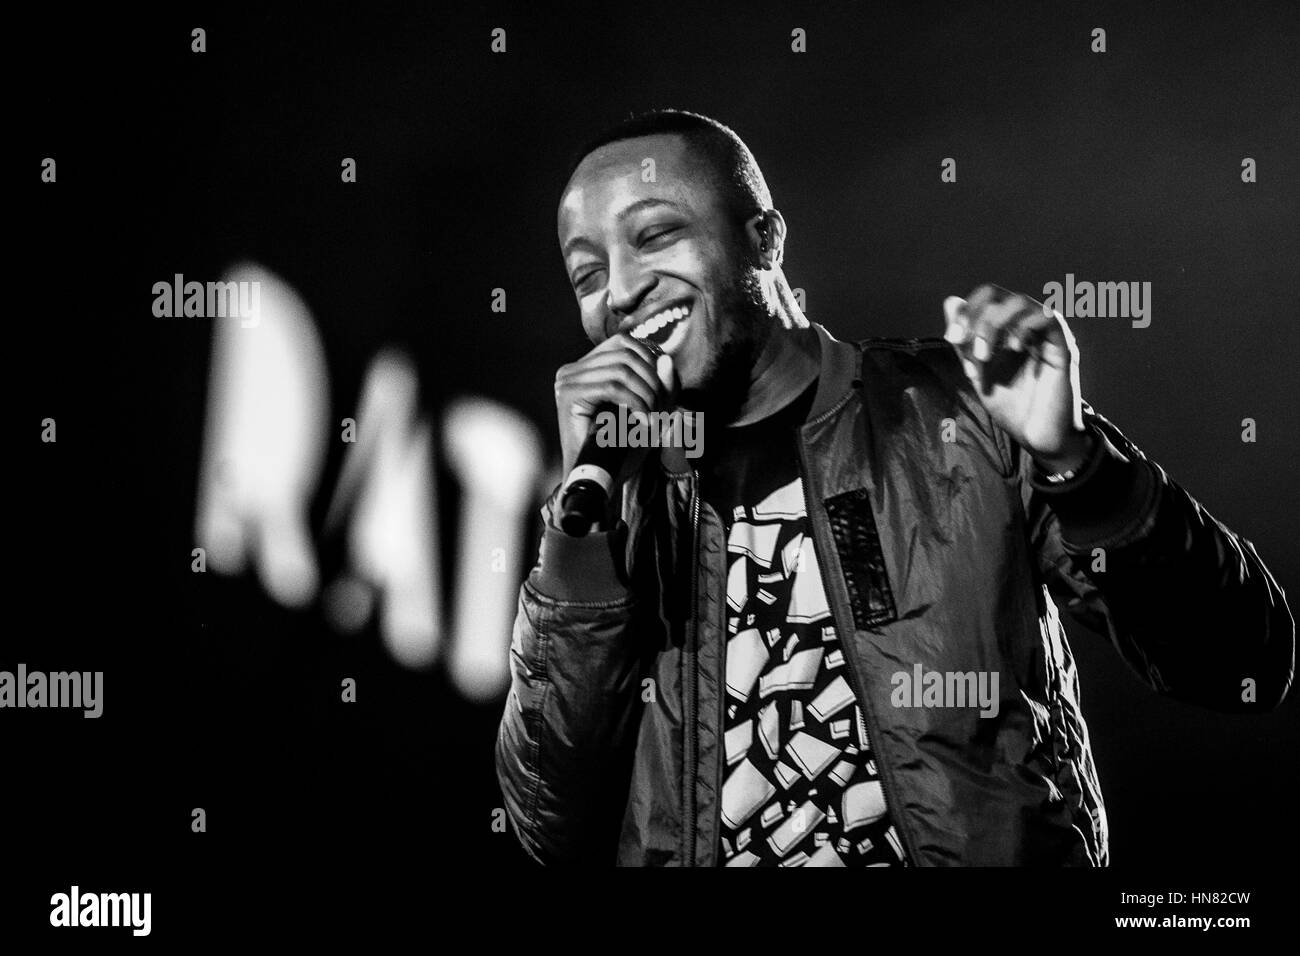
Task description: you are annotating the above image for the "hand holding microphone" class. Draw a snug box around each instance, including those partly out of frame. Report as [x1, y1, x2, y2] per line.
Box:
[553, 333, 677, 536]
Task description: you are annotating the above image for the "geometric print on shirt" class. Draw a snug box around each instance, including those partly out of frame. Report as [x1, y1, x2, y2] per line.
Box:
[719, 476, 908, 867]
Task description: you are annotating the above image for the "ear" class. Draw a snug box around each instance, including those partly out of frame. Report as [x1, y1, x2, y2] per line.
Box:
[745, 209, 787, 270]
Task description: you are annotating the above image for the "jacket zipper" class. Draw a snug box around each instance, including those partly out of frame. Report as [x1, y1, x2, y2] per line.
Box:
[683, 469, 701, 866]
[793, 431, 922, 867]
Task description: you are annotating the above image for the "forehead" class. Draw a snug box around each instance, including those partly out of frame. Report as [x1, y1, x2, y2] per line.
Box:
[557, 133, 722, 241]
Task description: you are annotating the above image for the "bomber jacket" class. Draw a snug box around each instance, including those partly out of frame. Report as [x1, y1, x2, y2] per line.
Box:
[495, 323, 1294, 866]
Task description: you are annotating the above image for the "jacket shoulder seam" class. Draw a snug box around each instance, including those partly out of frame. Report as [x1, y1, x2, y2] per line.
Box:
[853, 334, 1015, 474]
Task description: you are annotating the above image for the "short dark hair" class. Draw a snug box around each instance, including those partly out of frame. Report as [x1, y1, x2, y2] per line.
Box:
[563, 109, 773, 226]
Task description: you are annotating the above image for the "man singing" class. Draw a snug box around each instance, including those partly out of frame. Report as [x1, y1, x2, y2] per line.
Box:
[495, 109, 1294, 866]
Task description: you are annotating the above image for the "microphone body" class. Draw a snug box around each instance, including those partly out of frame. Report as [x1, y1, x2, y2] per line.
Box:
[558, 402, 624, 537]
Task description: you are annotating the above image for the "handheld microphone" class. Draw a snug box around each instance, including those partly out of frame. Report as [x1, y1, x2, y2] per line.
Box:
[558, 342, 668, 538]
[557, 403, 624, 537]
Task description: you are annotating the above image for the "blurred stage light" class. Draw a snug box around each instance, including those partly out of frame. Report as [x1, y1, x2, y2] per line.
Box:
[195, 262, 328, 609]
[195, 261, 547, 699]
[444, 397, 543, 701]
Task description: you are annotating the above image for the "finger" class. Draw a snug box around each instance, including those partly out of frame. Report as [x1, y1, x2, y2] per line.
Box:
[945, 296, 987, 391]
[562, 380, 657, 421]
[943, 296, 970, 346]
[954, 285, 1009, 358]
[980, 305, 1080, 396]
[564, 349, 665, 403]
[566, 348, 661, 389]
[591, 331, 661, 367]
[603, 333, 665, 388]
[1011, 306, 1075, 370]
[963, 284, 1005, 320]
[970, 294, 1035, 362]
[559, 356, 660, 405]
[974, 298, 1056, 391]
[559, 366, 659, 415]
[655, 353, 678, 399]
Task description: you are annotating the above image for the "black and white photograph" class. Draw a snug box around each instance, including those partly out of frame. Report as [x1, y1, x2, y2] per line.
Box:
[7, 0, 1297, 940]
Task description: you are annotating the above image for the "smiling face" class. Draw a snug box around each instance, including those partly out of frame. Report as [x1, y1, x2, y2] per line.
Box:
[558, 132, 772, 414]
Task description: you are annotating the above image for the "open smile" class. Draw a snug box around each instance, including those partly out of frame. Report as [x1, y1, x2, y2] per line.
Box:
[629, 299, 693, 355]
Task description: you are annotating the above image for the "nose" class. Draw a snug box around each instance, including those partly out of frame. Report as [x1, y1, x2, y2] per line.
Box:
[605, 247, 656, 331]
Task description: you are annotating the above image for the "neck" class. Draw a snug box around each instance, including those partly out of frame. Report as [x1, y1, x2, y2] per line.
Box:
[659, 320, 820, 474]
[728, 319, 820, 426]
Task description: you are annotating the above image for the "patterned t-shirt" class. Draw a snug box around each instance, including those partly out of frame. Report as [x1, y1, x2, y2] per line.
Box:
[701, 379, 908, 867]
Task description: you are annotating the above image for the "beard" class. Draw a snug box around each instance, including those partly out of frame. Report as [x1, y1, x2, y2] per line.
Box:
[677, 263, 771, 422]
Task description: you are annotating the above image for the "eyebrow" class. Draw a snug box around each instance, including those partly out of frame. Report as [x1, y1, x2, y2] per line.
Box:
[562, 198, 690, 258]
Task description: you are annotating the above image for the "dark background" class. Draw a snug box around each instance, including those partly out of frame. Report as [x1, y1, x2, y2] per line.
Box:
[9, 0, 1298, 921]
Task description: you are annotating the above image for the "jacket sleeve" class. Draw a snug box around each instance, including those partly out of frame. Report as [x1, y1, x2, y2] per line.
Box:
[494, 491, 650, 865]
[1018, 404, 1294, 712]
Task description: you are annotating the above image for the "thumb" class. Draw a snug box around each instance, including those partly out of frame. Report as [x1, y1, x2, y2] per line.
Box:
[942, 295, 969, 344]
[655, 352, 679, 406]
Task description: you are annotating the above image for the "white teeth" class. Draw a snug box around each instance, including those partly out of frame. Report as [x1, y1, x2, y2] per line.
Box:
[630, 304, 691, 340]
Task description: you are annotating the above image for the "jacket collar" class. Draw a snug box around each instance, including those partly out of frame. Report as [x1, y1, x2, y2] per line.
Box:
[806, 322, 863, 422]
[655, 322, 861, 475]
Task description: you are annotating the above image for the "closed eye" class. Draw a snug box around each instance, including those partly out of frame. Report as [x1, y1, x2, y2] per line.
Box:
[638, 226, 681, 247]
[572, 267, 605, 293]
